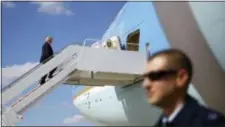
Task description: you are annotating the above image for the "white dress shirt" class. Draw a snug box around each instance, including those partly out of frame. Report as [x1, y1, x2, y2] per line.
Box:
[162, 103, 184, 125]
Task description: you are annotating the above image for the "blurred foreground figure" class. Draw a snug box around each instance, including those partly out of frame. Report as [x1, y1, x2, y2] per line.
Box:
[142, 49, 225, 127]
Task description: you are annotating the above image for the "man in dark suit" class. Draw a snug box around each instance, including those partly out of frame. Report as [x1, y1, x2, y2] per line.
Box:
[39, 36, 57, 85]
[142, 49, 225, 127]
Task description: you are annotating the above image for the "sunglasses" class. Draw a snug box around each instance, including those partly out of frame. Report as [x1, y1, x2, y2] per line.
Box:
[142, 69, 178, 81]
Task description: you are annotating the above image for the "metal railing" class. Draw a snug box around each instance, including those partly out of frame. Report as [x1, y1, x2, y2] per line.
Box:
[1, 43, 79, 92]
[76, 38, 101, 64]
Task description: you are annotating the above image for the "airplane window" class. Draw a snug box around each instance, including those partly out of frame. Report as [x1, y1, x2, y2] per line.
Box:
[126, 29, 140, 51]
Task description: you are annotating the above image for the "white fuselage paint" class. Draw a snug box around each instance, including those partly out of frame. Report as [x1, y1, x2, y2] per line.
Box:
[73, 82, 205, 126]
[74, 86, 129, 126]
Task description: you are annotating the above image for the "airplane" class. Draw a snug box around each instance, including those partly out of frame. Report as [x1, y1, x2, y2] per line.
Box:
[71, 1, 225, 126]
[2, 1, 225, 126]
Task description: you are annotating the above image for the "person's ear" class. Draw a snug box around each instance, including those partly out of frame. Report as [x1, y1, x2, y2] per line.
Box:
[176, 69, 188, 88]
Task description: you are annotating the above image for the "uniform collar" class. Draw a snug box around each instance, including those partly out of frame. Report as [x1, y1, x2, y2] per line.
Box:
[169, 95, 199, 126]
[155, 95, 199, 126]
[162, 103, 184, 123]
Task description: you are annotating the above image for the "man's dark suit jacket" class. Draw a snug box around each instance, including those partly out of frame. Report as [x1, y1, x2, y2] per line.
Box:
[40, 42, 53, 63]
[154, 95, 225, 127]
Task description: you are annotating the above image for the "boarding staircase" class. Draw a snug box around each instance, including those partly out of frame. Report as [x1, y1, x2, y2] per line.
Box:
[1, 39, 146, 126]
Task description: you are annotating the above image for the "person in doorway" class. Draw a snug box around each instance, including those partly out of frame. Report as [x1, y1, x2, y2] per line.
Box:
[142, 49, 225, 127]
[121, 44, 125, 50]
[39, 36, 57, 85]
[146, 42, 151, 59]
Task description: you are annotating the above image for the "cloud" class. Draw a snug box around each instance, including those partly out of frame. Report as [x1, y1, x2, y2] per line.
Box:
[2, 2, 16, 8]
[2, 62, 39, 88]
[32, 2, 74, 16]
[63, 114, 85, 124]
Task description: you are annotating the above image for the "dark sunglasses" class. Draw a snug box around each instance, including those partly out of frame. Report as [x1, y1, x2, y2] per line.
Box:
[143, 69, 178, 81]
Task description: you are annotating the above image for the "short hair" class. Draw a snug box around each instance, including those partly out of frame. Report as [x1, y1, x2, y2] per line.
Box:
[45, 36, 52, 42]
[148, 48, 193, 85]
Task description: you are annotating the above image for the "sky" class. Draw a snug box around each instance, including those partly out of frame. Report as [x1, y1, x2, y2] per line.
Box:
[1, 1, 126, 126]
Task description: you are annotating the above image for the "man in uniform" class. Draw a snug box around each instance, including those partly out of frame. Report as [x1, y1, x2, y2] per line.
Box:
[146, 42, 151, 59]
[39, 36, 57, 85]
[142, 49, 225, 127]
